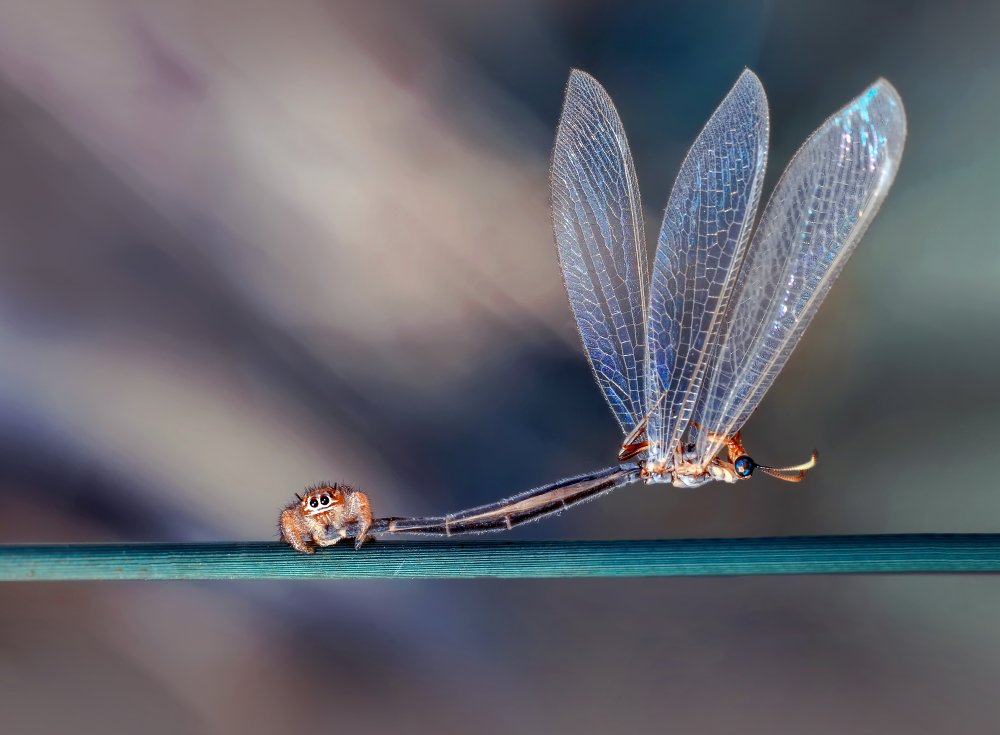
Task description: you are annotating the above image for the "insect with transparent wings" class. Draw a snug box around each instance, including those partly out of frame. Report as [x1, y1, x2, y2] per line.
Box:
[281, 68, 906, 547]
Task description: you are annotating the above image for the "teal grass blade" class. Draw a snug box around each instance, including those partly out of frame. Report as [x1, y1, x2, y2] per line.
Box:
[3, 535, 1000, 581]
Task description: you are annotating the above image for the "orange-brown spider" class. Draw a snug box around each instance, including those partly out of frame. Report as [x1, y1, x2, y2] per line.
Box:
[279, 483, 373, 553]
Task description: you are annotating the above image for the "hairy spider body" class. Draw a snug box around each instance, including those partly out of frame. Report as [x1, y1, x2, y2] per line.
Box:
[279, 483, 373, 553]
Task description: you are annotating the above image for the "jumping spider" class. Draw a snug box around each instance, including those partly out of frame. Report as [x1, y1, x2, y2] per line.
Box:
[279, 483, 373, 553]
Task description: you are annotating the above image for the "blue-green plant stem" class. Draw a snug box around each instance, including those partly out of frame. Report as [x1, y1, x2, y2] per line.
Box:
[2, 535, 1000, 580]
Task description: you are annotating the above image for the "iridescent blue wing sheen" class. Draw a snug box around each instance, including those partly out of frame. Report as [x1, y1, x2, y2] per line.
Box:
[551, 70, 649, 434]
[645, 70, 769, 463]
[691, 79, 907, 463]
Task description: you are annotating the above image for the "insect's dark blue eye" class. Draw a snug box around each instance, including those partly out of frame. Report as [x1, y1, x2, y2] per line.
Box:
[309, 498, 319, 508]
[734, 456, 755, 478]
[320, 495, 330, 505]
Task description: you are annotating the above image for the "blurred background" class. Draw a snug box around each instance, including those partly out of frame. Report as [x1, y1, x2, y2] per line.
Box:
[0, 0, 998, 732]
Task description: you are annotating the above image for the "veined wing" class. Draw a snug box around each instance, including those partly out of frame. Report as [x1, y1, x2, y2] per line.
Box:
[692, 79, 907, 463]
[646, 70, 769, 463]
[551, 70, 649, 434]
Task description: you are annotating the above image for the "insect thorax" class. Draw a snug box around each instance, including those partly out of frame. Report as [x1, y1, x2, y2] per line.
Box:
[642, 456, 737, 487]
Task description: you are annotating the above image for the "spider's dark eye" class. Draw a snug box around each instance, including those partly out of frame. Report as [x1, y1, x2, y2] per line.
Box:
[309, 498, 319, 508]
[320, 495, 330, 506]
[734, 456, 755, 478]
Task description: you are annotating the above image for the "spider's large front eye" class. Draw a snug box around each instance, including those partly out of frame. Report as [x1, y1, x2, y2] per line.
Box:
[309, 498, 319, 508]
[320, 495, 330, 506]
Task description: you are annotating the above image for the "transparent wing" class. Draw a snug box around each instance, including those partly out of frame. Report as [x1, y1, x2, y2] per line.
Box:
[551, 70, 649, 434]
[646, 70, 769, 462]
[692, 79, 907, 463]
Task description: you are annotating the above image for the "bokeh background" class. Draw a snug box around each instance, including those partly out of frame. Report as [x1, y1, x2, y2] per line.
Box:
[0, 0, 998, 732]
